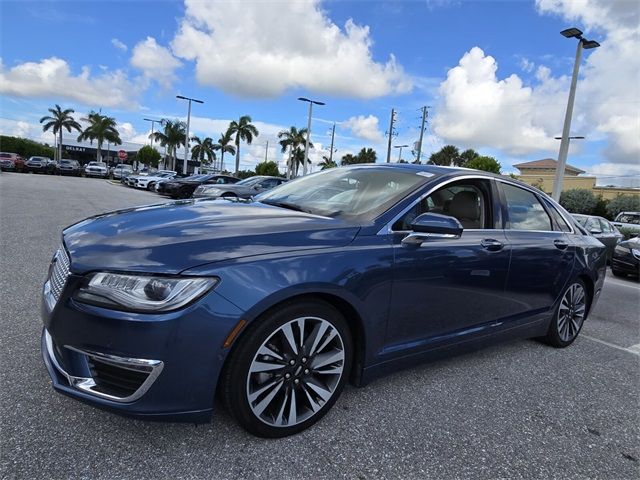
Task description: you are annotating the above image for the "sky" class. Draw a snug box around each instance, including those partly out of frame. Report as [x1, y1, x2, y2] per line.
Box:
[0, 0, 639, 185]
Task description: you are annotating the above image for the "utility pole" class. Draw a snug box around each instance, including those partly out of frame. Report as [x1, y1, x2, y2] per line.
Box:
[416, 106, 430, 164]
[298, 97, 325, 176]
[329, 123, 336, 164]
[176, 95, 204, 175]
[385, 108, 396, 163]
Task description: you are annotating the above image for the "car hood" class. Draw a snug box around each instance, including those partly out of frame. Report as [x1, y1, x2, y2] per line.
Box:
[619, 237, 640, 248]
[62, 200, 359, 274]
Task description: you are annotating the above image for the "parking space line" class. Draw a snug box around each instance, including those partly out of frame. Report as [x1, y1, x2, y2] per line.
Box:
[581, 334, 640, 356]
[605, 279, 640, 290]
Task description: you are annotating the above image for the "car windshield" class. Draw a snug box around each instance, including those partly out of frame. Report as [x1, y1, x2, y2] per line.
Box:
[0, 153, 12, 158]
[183, 175, 205, 181]
[572, 215, 588, 226]
[258, 167, 428, 221]
[237, 176, 265, 186]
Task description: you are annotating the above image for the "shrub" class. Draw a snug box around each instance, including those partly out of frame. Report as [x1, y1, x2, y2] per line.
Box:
[606, 194, 640, 218]
[559, 189, 598, 214]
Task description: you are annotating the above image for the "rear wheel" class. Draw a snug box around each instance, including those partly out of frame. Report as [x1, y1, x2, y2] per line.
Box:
[147, 182, 156, 191]
[222, 299, 352, 437]
[543, 279, 589, 348]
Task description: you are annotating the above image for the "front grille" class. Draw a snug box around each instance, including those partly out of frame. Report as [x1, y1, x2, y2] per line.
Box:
[49, 248, 70, 302]
[87, 356, 153, 398]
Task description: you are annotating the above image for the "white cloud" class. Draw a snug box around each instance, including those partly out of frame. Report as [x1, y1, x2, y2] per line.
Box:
[0, 57, 141, 109]
[519, 57, 535, 73]
[432, 0, 640, 166]
[130, 37, 182, 89]
[342, 115, 384, 143]
[535, 0, 640, 164]
[432, 47, 564, 155]
[171, 0, 412, 98]
[111, 38, 127, 52]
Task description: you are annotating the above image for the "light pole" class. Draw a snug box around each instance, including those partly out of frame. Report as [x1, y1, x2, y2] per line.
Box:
[394, 144, 409, 162]
[143, 118, 160, 148]
[552, 28, 600, 201]
[298, 97, 325, 176]
[176, 95, 204, 175]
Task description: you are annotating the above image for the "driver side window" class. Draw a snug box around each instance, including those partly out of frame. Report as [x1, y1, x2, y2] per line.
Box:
[392, 180, 491, 231]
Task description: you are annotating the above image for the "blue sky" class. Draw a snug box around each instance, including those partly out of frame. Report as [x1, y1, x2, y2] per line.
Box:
[1, 0, 638, 184]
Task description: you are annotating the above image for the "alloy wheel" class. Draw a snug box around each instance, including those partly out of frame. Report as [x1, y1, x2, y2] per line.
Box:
[246, 316, 345, 427]
[557, 283, 586, 342]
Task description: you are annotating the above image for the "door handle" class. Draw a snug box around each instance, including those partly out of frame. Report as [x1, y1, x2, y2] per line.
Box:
[481, 238, 504, 251]
[554, 239, 569, 250]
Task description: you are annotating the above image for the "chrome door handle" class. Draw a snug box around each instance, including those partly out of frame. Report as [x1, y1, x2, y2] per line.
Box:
[554, 239, 569, 250]
[481, 239, 504, 251]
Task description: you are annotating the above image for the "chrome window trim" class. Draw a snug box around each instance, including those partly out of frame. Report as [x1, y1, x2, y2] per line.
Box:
[378, 174, 576, 236]
[45, 330, 163, 403]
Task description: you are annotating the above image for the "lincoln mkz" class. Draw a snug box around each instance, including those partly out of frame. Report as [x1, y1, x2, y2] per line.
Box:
[41, 164, 606, 437]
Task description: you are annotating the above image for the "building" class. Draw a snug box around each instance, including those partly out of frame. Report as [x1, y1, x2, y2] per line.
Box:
[513, 158, 640, 200]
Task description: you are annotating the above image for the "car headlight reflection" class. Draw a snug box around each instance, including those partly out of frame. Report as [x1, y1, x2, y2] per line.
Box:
[75, 272, 218, 312]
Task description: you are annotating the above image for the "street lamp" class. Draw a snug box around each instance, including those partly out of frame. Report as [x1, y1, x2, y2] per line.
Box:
[552, 28, 600, 201]
[143, 118, 161, 148]
[176, 95, 204, 175]
[298, 97, 325, 176]
[394, 144, 409, 162]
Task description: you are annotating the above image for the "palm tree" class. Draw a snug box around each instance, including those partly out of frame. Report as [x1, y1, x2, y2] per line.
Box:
[150, 119, 186, 171]
[228, 115, 259, 174]
[190, 136, 216, 166]
[277, 126, 312, 178]
[428, 145, 461, 166]
[77, 111, 122, 162]
[318, 156, 337, 170]
[39, 105, 82, 161]
[213, 129, 236, 172]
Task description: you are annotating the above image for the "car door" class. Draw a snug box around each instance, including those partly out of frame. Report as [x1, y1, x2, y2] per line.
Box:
[499, 182, 574, 319]
[597, 217, 620, 260]
[385, 178, 512, 350]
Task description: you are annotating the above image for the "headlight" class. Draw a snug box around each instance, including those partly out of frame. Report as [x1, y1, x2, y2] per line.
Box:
[632, 249, 640, 260]
[75, 272, 218, 312]
[201, 187, 222, 196]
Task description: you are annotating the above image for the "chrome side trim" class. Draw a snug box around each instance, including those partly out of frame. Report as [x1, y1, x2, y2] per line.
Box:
[45, 330, 163, 403]
[378, 174, 576, 236]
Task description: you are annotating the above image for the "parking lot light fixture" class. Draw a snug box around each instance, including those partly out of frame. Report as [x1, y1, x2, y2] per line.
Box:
[298, 97, 325, 176]
[176, 95, 204, 175]
[394, 144, 409, 162]
[552, 28, 600, 201]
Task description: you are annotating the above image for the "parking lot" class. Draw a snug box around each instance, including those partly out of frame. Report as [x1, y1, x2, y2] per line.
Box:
[1, 172, 638, 479]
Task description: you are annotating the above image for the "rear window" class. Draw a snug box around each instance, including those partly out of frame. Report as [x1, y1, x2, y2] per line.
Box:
[616, 213, 640, 225]
[503, 183, 552, 231]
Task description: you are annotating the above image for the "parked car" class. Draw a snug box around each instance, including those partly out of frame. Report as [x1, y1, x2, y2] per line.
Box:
[611, 237, 640, 278]
[572, 214, 623, 261]
[0, 152, 25, 172]
[25, 156, 53, 174]
[130, 172, 177, 190]
[612, 212, 640, 237]
[56, 159, 81, 176]
[111, 164, 133, 180]
[193, 175, 287, 199]
[161, 174, 240, 199]
[41, 165, 606, 438]
[84, 161, 109, 178]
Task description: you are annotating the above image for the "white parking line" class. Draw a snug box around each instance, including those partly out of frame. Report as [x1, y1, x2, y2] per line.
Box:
[581, 334, 640, 356]
[605, 278, 640, 290]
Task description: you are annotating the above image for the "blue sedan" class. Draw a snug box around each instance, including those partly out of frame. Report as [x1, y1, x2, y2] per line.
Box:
[41, 164, 606, 437]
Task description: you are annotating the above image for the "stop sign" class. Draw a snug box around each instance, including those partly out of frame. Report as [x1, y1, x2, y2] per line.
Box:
[117, 150, 128, 160]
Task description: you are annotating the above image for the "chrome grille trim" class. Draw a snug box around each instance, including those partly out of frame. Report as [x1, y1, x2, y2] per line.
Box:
[49, 247, 70, 303]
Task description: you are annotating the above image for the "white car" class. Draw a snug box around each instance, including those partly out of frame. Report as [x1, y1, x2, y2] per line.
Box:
[612, 211, 640, 236]
[130, 171, 177, 190]
[84, 161, 109, 178]
[111, 164, 133, 180]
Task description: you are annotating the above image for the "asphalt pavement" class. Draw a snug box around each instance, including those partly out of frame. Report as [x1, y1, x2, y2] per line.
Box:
[1, 173, 638, 479]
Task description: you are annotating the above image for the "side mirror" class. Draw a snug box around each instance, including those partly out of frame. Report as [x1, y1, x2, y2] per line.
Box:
[590, 228, 602, 235]
[403, 213, 463, 246]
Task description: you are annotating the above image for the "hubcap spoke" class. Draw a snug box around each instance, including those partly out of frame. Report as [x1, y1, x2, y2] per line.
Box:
[557, 283, 585, 342]
[247, 316, 345, 428]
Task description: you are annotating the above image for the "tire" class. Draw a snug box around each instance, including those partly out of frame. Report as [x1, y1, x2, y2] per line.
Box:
[222, 299, 353, 438]
[147, 182, 155, 191]
[543, 279, 589, 348]
[178, 187, 191, 199]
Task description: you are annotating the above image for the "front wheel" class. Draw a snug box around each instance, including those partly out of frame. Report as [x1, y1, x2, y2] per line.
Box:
[543, 279, 589, 348]
[222, 300, 352, 437]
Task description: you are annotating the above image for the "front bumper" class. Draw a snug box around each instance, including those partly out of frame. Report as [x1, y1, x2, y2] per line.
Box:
[41, 272, 244, 422]
[612, 252, 640, 276]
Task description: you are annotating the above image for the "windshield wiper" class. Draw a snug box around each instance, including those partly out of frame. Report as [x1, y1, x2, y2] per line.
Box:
[260, 199, 311, 214]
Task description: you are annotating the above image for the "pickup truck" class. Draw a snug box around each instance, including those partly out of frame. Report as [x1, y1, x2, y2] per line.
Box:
[612, 211, 640, 237]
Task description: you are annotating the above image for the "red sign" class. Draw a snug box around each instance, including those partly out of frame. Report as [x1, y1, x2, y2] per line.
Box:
[117, 150, 128, 160]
